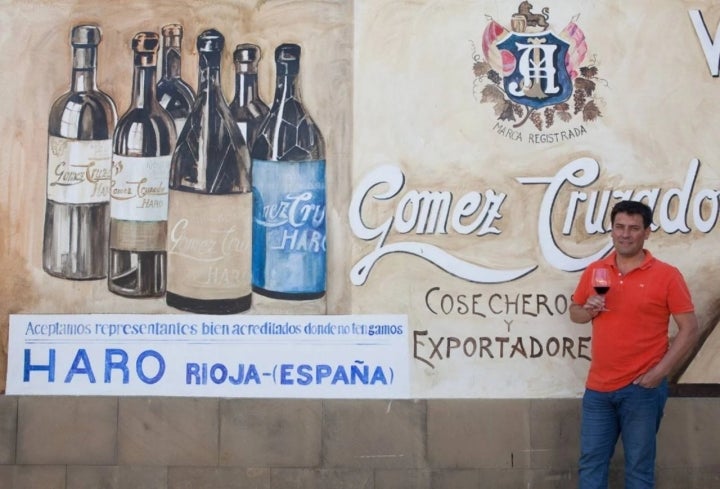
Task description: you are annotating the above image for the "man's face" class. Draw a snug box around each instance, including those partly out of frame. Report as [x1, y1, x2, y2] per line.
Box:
[611, 212, 650, 258]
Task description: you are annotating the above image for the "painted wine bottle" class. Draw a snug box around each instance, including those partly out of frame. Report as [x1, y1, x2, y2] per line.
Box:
[229, 43, 269, 150]
[251, 43, 326, 300]
[108, 32, 176, 297]
[166, 29, 253, 314]
[43, 25, 117, 280]
[157, 24, 195, 136]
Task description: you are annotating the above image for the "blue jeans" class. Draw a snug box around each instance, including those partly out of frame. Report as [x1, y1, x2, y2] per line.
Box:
[578, 379, 668, 489]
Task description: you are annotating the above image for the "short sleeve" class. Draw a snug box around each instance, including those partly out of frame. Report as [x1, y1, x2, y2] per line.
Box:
[571, 266, 593, 305]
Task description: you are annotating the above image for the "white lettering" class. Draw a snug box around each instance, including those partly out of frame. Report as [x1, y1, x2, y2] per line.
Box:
[348, 165, 536, 285]
[518, 157, 716, 272]
[349, 159, 719, 285]
[689, 10, 720, 76]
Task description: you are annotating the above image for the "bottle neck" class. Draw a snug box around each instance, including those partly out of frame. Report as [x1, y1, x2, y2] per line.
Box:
[234, 72, 259, 107]
[71, 46, 99, 92]
[198, 53, 223, 93]
[131, 64, 158, 109]
[273, 73, 300, 105]
[162, 44, 182, 79]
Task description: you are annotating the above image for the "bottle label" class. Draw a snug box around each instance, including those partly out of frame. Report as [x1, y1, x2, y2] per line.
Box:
[110, 154, 171, 221]
[46, 136, 112, 204]
[109, 220, 167, 251]
[167, 190, 252, 300]
[251, 159, 326, 294]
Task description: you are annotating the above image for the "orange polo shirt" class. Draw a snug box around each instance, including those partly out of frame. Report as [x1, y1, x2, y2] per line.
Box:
[572, 250, 694, 392]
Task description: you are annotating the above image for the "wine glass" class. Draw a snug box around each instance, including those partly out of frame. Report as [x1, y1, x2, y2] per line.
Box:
[591, 268, 610, 311]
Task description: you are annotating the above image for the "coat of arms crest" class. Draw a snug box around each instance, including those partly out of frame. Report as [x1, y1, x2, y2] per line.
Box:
[473, 2, 602, 131]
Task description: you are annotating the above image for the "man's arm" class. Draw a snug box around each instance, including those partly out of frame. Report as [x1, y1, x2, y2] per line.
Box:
[569, 295, 604, 324]
[634, 312, 700, 388]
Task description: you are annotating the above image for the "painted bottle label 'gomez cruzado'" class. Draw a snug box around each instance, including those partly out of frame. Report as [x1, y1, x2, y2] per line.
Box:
[166, 192, 251, 302]
[251, 43, 327, 301]
[166, 28, 252, 314]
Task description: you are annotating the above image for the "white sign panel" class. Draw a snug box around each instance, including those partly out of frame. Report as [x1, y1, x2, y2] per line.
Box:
[7, 314, 409, 398]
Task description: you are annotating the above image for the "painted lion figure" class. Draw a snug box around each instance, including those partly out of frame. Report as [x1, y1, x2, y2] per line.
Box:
[517, 1, 550, 28]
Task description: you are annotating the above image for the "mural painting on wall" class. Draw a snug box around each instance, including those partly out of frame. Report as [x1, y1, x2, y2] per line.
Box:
[3, 0, 720, 398]
[41, 24, 326, 315]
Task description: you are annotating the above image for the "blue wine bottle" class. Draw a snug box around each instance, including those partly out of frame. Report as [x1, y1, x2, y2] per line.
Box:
[251, 43, 326, 300]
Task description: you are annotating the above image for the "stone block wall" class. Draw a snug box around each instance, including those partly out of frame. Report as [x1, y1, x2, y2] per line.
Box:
[0, 396, 718, 488]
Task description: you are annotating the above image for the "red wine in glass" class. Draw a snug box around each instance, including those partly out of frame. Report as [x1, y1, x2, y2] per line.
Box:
[591, 268, 610, 310]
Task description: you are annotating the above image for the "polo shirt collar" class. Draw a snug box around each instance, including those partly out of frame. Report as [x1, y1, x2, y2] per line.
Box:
[599, 249, 655, 272]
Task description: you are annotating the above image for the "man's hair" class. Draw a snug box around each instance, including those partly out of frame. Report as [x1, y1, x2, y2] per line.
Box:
[610, 200, 653, 228]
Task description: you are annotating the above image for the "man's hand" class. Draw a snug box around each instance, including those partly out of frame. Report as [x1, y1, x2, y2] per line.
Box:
[569, 295, 605, 323]
[633, 368, 664, 388]
[583, 294, 606, 316]
[634, 312, 699, 388]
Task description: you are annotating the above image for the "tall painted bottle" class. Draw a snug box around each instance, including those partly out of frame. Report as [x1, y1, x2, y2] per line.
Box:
[156, 24, 195, 136]
[251, 43, 326, 300]
[229, 43, 269, 150]
[108, 32, 176, 297]
[166, 29, 253, 314]
[43, 25, 117, 280]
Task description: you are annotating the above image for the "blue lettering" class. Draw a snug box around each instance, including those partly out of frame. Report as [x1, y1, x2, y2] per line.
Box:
[331, 365, 349, 384]
[244, 364, 261, 384]
[280, 364, 294, 385]
[371, 366, 389, 385]
[316, 364, 332, 383]
[350, 363, 369, 384]
[273, 363, 390, 386]
[297, 364, 313, 385]
[23, 348, 55, 382]
[185, 363, 262, 385]
[64, 349, 96, 383]
[228, 364, 243, 385]
[210, 364, 228, 384]
[136, 350, 165, 384]
[105, 349, 130, 383]
[186, 363, 201, 384]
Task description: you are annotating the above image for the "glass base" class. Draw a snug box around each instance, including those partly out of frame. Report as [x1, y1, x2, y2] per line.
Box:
[252, 285, 325, 301]
[108, 250, 165, 297]
[166, 291, 252, 314]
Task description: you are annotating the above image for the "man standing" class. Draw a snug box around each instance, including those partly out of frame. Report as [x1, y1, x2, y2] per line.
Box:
[569, 200, 699, 489]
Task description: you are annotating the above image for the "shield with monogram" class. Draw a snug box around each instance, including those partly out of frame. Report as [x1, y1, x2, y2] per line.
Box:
[496, 31, 572, 109]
